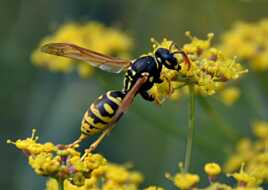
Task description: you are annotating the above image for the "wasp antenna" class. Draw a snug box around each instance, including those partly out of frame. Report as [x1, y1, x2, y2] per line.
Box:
[173, 50, 191, 70]
[169, 41, 179, 52]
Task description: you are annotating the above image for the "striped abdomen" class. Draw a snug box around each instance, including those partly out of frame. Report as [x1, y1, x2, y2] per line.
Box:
[81, 91, 126, 136]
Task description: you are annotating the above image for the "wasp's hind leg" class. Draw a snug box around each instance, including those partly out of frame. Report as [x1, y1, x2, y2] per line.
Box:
[67, 134, 88, 148]
[81, 126, 114, 160]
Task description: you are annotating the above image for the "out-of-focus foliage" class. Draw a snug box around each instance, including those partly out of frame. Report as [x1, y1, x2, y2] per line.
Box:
[219, 18, 268, 71]
[224, 121, 268, 184]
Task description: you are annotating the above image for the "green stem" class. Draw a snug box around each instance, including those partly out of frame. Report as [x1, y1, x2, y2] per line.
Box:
[57, 179, 64, 190]
[184, 85, 195, 172]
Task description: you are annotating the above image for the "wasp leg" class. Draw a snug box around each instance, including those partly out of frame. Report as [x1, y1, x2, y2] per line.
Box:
[163, 76, 174, 96]
[81, 127, 113, 160]
[140, 91, 155, 102]
[67, 133, 88, 148]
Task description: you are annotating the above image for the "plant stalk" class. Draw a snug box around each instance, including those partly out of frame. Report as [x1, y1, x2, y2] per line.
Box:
[184, 85, 195, 172]
[57, 179, 64, 190]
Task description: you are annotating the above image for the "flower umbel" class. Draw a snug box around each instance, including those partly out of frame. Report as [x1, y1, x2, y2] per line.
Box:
[224, 121, 268, 184]
[204, 162, 222, 177]
[8, 130, 143, 190]
[149, 32, 247, 103]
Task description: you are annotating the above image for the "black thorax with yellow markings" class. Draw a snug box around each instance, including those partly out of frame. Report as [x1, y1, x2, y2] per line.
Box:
[123, 56, 163, 101]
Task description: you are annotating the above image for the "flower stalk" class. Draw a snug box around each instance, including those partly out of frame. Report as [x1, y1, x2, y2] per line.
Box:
[184, 84, 195, 172]
[57, 179, 64, 190]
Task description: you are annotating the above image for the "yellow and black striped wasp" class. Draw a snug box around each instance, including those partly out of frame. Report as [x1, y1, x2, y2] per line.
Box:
[41, 42, 190, 152]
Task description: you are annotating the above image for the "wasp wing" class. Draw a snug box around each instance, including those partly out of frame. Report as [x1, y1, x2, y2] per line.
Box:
[111, 75, 148, 124]
[41, 43, 132, 73]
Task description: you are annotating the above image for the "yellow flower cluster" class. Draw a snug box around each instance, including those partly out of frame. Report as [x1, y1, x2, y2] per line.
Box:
[8, 130, 266, 190]
[46, 163, 143, 190]
[8, 130, 143, 190]
[166, 162, 264, 190]
[224, 120, 268, 184]
[149, 32, 247, 103]
[31, 21, 132, 78]
[219, 18, 268, 71]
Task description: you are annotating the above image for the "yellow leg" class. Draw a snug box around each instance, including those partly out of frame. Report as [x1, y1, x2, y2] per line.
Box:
[67, 134, 88, 148]
[81, 126, 114, 160]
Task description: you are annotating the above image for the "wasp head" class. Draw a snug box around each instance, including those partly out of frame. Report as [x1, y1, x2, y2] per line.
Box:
[154, 42, 183, 71]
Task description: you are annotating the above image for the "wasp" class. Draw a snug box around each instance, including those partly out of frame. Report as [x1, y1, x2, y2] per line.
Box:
[40, 42, 190, 152]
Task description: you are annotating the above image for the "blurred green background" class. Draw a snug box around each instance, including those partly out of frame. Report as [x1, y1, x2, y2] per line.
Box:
[1, 0, 268, 189]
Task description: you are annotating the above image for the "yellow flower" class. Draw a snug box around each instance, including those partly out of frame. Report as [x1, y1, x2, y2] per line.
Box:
[128, 171, 144, 185]
[204, 162, 222, 176]
[46, 178, 58, 190]
[235, 187, 264, 190]
[29, 153, 61, 175]
[83, 153, 107, 170]
[224, 138, 255, 173]
[7, 129, 57, 155]
[32, 21, 132, 77]
[252, 121, 268, 139]
[219, 18, 268, 71]
[220, 87, 240, 106]
[68, 155, 87, 172]
[173, 173, 200, 190]
[70, 172, 86, 187]
[228, 164, 261, 187]
[149, 32, 247, 104]
[231, 172, 258, 187]
[105, 164, 130, 183]
[204, 183, 232, 190]
[144, 186, 165, 190]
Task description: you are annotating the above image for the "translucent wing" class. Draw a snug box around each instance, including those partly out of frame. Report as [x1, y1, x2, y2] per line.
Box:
[41, 43, 132, 73]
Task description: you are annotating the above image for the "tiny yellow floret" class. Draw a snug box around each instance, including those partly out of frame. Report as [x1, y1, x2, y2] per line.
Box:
[204, 162, 222, 176]
[173, 173, 200, 190]
[252, 121, 268, 139]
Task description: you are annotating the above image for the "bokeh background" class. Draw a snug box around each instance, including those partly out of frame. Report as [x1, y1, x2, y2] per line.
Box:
[1, 0, 268, 190]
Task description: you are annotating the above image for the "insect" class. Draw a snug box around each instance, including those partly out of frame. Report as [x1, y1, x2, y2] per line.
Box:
[41, 42, 190, 102]
[68, 76, 148, 152]
[40, 42, 190, 151]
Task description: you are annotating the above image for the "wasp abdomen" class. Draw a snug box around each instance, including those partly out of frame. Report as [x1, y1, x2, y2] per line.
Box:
[81, 91, 126, 136]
